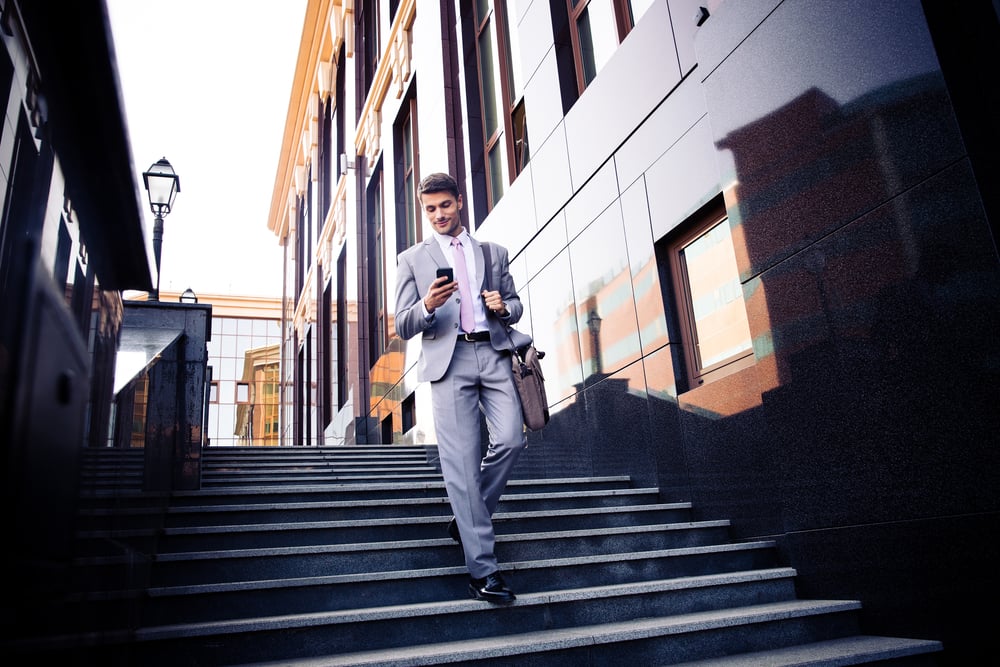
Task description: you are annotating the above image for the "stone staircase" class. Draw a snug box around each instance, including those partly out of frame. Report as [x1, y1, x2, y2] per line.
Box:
[4, 445, 942, 665]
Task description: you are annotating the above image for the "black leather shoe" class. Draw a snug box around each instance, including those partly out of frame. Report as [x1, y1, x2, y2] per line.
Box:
[469, 571, 516, 604]
[447, 518, 462, 545]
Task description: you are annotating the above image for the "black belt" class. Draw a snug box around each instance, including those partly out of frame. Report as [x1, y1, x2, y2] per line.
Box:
[458, 331, 491, 342]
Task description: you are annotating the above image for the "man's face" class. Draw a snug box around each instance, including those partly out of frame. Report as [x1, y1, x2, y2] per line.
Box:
[420, 190, 464, 237]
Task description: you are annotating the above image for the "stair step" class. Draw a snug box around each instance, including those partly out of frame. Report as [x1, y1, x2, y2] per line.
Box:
[75, 488, 669, 532]
[60, 568, 794, 634]
[41, 449, 942, 665]
[171, 488, 666, 524]
[87, 539, 779, 589]
[80, 476, 635, 505]
[669, 635, 945, 666]
[142, 565, 798, 626]
[76, 504, 703, 554]
[139, 599, 867, 666]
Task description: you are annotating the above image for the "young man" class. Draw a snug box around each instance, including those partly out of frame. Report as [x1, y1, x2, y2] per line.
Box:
[394, 172, 526, 603]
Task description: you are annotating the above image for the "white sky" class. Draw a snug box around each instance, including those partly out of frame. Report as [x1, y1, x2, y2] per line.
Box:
[106, 0, 308, 298]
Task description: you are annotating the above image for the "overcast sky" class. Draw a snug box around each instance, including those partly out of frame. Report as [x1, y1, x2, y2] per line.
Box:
[106, 0, 307, 298]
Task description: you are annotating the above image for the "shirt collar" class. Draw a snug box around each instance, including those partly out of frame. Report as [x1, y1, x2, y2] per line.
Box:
[434, 230, 470, 252]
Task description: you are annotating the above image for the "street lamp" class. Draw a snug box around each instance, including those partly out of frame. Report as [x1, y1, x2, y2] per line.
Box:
[142, 157, 181, 301]
[587, 307, 603, 375]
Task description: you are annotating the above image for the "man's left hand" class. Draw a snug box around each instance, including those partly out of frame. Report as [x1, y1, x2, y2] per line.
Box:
[481, 290, 509, 317]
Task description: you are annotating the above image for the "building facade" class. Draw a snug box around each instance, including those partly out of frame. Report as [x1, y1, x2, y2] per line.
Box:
[0, 0, 155, 620]
[268, 1, 998, 660]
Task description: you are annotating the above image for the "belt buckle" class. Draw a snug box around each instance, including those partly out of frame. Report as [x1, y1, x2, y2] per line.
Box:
[463, 332, 475, 342]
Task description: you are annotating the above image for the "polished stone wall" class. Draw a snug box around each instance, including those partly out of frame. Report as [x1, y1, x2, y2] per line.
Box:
[377, 1, 998, 659]
[501, 0, 997, 661]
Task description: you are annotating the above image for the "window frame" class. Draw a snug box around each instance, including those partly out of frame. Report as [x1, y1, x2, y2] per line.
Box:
[665, 197, 755, 390]
[470, 0, 529, 211]
[564, 0, 643, 95]
[395, 93, 421, 252]
[367, 166, 387, 365]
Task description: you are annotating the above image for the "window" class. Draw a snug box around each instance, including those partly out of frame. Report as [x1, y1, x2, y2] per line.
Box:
[236, 382, 250, 404]
[402, 393, 415, 434]
[209, 381, 219, 403]
[320, 95, 334, 221]
[395, 94, 420, 252]
[358, 0, 382, 103]
[336, 247, 348, 409]
[468, 0, 530, 212]
[662, 196, 754, 390]
[367, 168, 387, 363]
[321, 280, 333, 429]
[558, 0, 654, 97]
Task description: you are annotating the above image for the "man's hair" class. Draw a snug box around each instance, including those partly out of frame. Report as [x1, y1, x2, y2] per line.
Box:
[418, 172, 460, 200]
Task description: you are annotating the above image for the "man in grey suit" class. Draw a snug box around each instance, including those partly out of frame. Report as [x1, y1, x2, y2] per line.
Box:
[394, 172, 526, 604]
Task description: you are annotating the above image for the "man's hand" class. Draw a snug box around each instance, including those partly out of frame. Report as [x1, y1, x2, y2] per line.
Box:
[481, 289, 509, 317]
[424, 275, 458, 313]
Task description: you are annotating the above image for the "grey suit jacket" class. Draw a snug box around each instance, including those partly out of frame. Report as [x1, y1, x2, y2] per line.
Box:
[395, 235, 525, 382]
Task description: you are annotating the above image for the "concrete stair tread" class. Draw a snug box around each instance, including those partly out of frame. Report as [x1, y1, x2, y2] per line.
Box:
[231, 600, 865, 666]
[161, 487, 667, 514]
[146, 561, 795, 598]
[131, 532, 772, 563]
[78, 475, 634, 499]
[106, 504, 703, 537]
[136, 592, 836, 643]
[669, 635, 945, 666]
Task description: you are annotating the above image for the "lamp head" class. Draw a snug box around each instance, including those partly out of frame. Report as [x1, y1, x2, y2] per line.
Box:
[143, 157, 181, 217]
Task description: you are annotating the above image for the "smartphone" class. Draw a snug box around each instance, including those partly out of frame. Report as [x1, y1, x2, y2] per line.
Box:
[436, 267, 454, 285]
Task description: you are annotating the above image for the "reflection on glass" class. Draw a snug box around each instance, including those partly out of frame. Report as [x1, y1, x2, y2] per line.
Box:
[525, 252, 582, 404]
[681, 219, 752, 369]
[488, 143, 505, 204]
[628, 0, 655, 25]
[478, 23, 499, 139]
[235, 344, 281, 446]
[503, 4, 524, 101]
[572, 204, 642, 380]
[578, 0, 618, 86]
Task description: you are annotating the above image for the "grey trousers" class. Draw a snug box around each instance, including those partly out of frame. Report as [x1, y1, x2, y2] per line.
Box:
[431, 338, 526, 578]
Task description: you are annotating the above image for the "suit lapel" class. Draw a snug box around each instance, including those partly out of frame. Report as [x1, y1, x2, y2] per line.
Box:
[424, 237, 447, 269]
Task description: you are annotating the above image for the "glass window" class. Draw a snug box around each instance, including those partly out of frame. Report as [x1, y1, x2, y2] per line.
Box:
[628, 0, 655, 25]
[681, 222, 752, 369]
[563, 0, 646, 95]
[577, 0, 618, 85]
[396, 95, 420, 252]
[666, 197, 754, 389]
[468, 1, 530, 213]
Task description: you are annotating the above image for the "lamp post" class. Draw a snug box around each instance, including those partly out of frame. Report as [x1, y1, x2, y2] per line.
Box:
[587, 306, 603, 375]
[142, 157, 181, 302]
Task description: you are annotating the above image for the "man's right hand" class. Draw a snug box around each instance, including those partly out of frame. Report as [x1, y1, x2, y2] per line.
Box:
[424, 274, 458, 313]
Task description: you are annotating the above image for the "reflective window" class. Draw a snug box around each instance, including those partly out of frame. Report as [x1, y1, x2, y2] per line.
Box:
[560, 0, 648, 97]
[665, 197, 754, 389]
[681, 222, 752, 368]
[468, 0, 530, 213]
[205, 315, 282, 446]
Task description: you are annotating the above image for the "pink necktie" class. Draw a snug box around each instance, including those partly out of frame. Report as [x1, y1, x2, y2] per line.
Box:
[451, 238, 475, 333]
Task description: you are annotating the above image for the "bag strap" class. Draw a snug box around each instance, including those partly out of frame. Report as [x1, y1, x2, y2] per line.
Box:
[481, 242, 525, 360]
